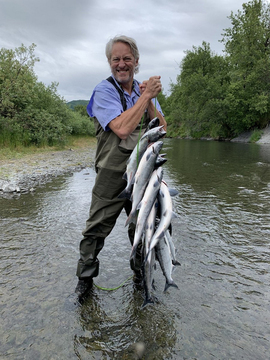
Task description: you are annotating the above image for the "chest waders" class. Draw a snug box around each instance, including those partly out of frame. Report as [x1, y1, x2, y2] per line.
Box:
[76, 77, 149, 281]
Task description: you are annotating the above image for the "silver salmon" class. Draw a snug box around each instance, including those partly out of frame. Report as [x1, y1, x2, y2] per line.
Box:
[125, 141, 164, 226]
[142, 199, 158, 307]
[155, 236, 178, 292]
[118, 126, 166, 200]
[147, 181, 177, 256]
[164, 229, 181, 266]
[130, 167, 163, 266]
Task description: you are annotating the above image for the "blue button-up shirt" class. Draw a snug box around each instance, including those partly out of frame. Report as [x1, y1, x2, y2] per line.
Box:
[87, 75, 163, 131]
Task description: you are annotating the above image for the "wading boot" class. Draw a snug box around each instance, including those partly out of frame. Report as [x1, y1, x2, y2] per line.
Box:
[75, 278, 93, 301]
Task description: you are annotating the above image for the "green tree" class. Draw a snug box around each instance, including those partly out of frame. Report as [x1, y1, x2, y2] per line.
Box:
[0, 43, 39, 118]
[221, 0, 270, 133]
[168, 0, 270, 139]
[168, 42, 230, 138]
[0, 43, 95, 147]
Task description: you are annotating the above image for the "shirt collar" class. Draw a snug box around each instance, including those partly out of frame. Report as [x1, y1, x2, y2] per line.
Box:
[111, 74, 140, 97]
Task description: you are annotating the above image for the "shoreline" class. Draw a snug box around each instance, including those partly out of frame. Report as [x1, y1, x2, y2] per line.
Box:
[230, 125, 270, 144]
[0, 145, 96, 196]
[1, 127, 270, 196]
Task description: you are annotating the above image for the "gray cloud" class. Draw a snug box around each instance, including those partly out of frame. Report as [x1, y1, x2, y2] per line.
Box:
[0, 0, 246, 101]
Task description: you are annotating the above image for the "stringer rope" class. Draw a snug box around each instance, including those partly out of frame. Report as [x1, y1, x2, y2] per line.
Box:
[94, 275, 133, 291]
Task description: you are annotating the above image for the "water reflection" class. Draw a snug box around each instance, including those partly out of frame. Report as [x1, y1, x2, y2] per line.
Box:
[75, 287, 177, 359]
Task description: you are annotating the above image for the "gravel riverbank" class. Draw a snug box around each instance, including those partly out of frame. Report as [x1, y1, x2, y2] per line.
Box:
[1, 126, 270, 197]
[0, 145, 96, 196]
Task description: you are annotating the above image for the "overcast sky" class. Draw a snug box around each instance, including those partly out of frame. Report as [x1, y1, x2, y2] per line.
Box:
[1, 0, 250, 102]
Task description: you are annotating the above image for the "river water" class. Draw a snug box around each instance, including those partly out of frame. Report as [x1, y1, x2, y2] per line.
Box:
[0, 139, 270, 360]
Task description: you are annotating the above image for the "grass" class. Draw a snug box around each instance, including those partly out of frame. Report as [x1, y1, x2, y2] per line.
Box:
[0, 136, 96, 161]
[249, 129, 263, 143]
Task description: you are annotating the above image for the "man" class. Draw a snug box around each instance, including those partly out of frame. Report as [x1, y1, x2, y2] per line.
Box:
[75, 35, 167, 300]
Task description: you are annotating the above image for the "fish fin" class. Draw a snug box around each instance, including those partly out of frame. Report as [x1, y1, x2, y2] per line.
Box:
[118, 188, 131, 199]
[122, 172, 128, 181]
[172, 211, 178, 219]
[159, 188, 165, 198]
[154, 159, 167, 169]
[164, 281, 178, 293]
[168, 188, 179, 197]
[157, 171, 163, 183]
[172, 260, 181, 266]
[137, 201, 142, 210]
[158, 230, 165, 240]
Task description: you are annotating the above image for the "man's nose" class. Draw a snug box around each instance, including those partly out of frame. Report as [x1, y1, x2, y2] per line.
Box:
[118, 58, 126, 67]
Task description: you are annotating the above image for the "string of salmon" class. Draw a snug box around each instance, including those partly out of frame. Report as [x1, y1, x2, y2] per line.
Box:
[94, 98, 157, 291]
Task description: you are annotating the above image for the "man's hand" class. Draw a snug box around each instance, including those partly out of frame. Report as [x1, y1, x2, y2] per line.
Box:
[139, 76, 162, 99]
[109, 76, 166, 139]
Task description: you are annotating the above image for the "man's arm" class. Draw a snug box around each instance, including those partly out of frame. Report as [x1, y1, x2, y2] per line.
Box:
[109, 76, 167, 139]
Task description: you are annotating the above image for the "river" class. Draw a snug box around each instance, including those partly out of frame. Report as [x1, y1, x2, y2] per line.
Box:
[0, 138, 269, 359]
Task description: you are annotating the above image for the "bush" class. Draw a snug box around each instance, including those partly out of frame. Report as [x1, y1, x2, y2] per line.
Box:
[250, 129, 263, 143]
[0, 43, 95, 148]
[68, 111, 95, 136]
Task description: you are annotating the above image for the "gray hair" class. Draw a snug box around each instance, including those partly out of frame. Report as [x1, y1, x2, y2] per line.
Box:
[105, 35, 140, 74]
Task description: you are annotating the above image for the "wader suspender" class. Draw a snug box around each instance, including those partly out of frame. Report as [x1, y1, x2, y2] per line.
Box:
[106, 76, 127, 111]
[105, 76, 146, 134]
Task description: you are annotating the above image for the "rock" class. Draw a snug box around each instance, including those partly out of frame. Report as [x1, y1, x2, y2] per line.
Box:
[2, 181, 20, 193]
[231, 131, 252, 143]
[231, 125, 270, 144]
[257, 126, 270, 144]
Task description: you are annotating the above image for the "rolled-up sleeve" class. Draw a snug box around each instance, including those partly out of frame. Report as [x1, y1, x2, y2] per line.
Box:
[87, 78, 164, 131]
[87, 81, 123, 131]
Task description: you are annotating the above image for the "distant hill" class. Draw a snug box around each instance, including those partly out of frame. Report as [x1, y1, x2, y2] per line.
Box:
[67, 100, 88, 110]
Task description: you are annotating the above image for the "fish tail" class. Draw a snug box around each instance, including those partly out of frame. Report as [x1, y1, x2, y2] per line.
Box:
[142, 296, 155, 309]
[125, 211, 136, 226]
[144, 249, 150, 264]
[164, 280, 178, 293]
[130, 246, 137, 264]
[118, 188, 131, 199]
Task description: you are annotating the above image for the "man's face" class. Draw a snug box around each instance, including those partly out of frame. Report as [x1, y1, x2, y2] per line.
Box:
[110, 41, 138, 86]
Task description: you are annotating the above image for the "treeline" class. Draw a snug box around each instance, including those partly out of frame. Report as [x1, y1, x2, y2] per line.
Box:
[1, 0, 269, 148]
[0, 44, 94, 147]
[67, 100, 88, 110]
[165, 0, 270, 139]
